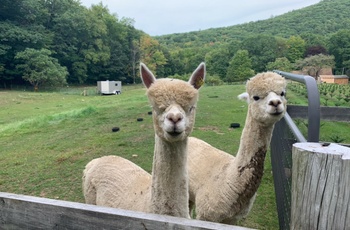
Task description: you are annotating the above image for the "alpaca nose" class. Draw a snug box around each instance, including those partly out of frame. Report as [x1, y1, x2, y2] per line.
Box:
[269, 99, 281, 107]
[166, 113, 183, 124]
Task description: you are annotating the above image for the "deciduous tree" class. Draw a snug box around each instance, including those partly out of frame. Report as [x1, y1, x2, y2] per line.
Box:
[139, 35, 167, 75]
[295, 54, 335, 81]
[286, 36, 306, 63]
[205, 45, 232, 79]
[266, 57, 293, 72]
[241, 35, 279, 72]
[226, 50, 254, 82]
[15, 48, 68, 91]
[328, 29, 350, 75]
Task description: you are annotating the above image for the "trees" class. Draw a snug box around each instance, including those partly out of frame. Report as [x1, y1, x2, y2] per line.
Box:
[226, 50, 254, 82]
[301, 33, 327, 48]
[1, 0, 350, 88]
[51, 2, 116, 83]
[301, 33, 328, 57]
[0, 21, 49, 87]
[139, 35, 167, 76]
[0, 0, 25, 22]
[328, 29, 350, 75]
[0, 0, 142, 88]
[240, 35, 279, 72]
[205, 42, 239, 79]
[286, 36, 306, 63]
[295, 54, 335, 81]
[266, 57, 293, 72]
[15, 48, 68, 91]
[305, 45, 327, 57]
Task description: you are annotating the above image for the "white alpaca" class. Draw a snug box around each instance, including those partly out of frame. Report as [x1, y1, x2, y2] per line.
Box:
[82, 62, 205, 218]
[188, 72, 287, 224]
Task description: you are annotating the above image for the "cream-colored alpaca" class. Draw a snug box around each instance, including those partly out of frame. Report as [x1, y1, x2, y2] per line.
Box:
[82, 62, 205, 218]
[188, 72, 287, 224]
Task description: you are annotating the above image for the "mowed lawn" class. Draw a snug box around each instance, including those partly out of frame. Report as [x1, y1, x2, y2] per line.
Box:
[1, 83, 349, 229]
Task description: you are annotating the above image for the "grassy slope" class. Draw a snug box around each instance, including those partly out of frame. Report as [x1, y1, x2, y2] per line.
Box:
[0, 84, 349, 229]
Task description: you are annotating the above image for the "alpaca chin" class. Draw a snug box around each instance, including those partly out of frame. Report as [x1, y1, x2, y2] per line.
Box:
[269, 110, 284, 116]
[164, 131, 186, 142]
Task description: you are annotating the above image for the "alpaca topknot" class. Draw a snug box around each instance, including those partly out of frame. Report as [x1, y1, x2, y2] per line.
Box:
[147, 78, 199, 110]
[246, 72, 286, 97]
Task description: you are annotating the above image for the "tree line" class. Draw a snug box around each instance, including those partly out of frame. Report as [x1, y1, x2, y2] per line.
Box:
[158, 31, 350, 84]
[0, 0, 167, 90]
[1, 0, 350, 90]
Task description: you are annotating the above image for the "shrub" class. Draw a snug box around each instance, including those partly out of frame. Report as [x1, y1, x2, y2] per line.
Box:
[205, 74, 224, 86]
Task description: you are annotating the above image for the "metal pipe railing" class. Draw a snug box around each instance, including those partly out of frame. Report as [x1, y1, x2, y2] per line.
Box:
[273, 70, 320, 142]
[283, 113, 307, 143]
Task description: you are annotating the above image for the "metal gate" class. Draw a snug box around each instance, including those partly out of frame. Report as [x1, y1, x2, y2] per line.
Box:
[270, 71, 320, 230]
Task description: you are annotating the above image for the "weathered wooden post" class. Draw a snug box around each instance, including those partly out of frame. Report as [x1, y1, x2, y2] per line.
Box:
[291, 142, 350, 230]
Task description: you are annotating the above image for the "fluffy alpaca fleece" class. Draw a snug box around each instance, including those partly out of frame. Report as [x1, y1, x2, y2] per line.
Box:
[188, 72, 287, 224]
[82, 62, 205, 218]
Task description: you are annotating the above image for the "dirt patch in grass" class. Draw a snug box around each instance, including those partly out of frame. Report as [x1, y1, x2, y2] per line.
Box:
[197, 125, 224, 135]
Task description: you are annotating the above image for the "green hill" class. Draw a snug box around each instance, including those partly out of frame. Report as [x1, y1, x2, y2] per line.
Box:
[156, 0, 350, 48]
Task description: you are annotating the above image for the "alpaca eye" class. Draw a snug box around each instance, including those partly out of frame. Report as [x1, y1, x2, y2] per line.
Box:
[253, 96, 260, 101]
[281, 91, 286, 97]
[189, 106, 196, 112]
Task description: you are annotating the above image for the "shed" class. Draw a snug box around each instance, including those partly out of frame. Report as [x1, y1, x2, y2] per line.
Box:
[319, 75, 349, 84]
[97, 81, 122, 95]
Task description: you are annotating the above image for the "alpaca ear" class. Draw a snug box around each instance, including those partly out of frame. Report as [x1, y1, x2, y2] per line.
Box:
[238, 92, 250, 103]
[189, 62, 206, 89]
[140, 62, 156, 89]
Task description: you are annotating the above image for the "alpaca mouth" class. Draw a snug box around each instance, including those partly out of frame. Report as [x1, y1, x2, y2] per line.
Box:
[167, 131, 182, 136]
[270, 111, 283, 116]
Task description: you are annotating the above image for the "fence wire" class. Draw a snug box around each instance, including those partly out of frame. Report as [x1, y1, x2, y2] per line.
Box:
[270, 115, 301, 230]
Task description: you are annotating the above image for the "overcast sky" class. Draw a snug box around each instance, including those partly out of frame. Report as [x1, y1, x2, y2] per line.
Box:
[79, 0, 320, 36]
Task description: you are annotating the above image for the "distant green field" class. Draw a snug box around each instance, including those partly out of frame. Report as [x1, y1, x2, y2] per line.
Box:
[0, 83, 349, 229]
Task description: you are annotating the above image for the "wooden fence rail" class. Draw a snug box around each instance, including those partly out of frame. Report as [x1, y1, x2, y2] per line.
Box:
[0, 192, 252, 230]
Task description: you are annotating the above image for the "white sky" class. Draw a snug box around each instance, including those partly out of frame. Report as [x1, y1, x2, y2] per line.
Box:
[79, 0, 320, 36]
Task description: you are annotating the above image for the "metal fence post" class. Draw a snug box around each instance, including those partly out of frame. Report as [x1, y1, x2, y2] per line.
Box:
[273, 70, 320, 142]
[270, 70, 321, 230]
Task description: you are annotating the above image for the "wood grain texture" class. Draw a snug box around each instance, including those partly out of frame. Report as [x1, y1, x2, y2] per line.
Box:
[291, 143, 350, 230]
[0, 192, 252, 230]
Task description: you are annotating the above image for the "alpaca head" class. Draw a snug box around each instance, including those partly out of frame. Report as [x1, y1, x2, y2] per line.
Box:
[140, 63, 205, 142]
[238, 72, 287, 126]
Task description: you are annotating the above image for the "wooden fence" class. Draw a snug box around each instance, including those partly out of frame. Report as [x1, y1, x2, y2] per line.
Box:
[0, 192, 252, 230]
[291, 142, 350, 230]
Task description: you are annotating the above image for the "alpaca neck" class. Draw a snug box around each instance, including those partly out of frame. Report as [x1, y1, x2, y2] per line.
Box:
[229, 114, 274, 201]
[150, 135, 189, 218]
[235, 115, 274, 165]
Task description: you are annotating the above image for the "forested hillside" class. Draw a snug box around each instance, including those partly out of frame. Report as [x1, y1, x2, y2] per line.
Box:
[156, 0, 350, 49]
[152, 0, 350, 82]
[1, 0, 350, 89]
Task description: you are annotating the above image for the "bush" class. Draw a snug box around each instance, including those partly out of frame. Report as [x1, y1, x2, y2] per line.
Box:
[205, 74, 224, 86]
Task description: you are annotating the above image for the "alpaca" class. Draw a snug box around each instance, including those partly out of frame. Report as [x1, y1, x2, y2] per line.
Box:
[188, 72, 287, 224]
[82, 62, 205, 218]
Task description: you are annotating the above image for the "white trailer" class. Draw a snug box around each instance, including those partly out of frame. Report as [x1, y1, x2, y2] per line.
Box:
[97, 81, 122, 95]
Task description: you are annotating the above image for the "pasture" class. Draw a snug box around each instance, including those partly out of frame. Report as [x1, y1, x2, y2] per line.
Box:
[0, 83, 349, 229]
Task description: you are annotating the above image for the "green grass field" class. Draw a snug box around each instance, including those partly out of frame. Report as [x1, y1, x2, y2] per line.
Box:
[1, 83, 349, 229]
